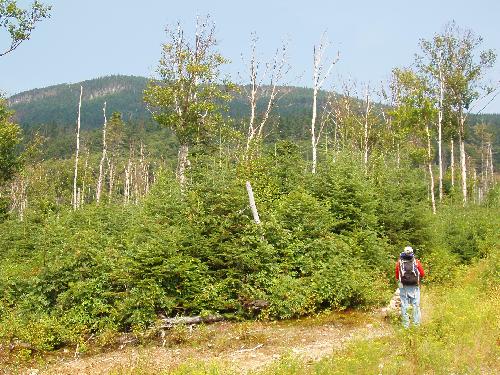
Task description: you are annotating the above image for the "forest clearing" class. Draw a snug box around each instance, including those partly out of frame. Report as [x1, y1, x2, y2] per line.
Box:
[1, 2, 499, 374]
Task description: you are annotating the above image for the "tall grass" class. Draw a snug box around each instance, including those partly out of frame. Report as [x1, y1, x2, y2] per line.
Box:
[36, 252, 498, 375]
[257, 252, 499, 375]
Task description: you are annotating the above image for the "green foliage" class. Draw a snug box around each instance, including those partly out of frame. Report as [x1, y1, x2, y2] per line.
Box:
[252, 254, 500, 375]
[0, 97, 22, 185]
[0, 129, 498, 356]
[428, 204, 500, 263]
[144, 17, 233, 147]
[0, 0, 51, 57]
[310, 157, 378, 233]
[371, 157, 431, 251]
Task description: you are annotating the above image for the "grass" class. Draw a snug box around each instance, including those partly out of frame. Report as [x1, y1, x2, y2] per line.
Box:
[4, 255, 497, 374]
[256, 255, 500, 375]
[105, 255, 499, 375]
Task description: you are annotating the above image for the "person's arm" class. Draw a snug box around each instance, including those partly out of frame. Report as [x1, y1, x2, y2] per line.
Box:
[395, 260, 400, 280]
[416, 259, 425, 278]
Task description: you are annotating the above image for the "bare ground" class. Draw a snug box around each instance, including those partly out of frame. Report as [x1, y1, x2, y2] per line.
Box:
[11, 309, 394, 375]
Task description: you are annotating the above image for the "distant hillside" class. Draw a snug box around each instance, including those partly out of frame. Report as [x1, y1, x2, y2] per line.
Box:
[7, 75, 324, 133]
[8, 75, 150, 129]
[7, 75, 500, 164]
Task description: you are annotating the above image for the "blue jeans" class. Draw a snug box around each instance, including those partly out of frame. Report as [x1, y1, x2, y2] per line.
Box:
[399, 285, 421, 328]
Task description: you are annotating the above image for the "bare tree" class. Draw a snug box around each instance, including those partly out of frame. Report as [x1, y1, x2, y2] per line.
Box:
[311, 33, 339, 173]
[9, 174, 27, 220]
[96, 102, 107, 203]
[450, 139, 455, 187]
[242, 34, 291, 158]
[245, 181, 260, 225]
[425, 122, 437, 214]
[72, 86, 83, 210]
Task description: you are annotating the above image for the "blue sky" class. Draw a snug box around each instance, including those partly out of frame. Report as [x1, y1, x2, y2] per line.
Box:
[1, 0, 499, 112]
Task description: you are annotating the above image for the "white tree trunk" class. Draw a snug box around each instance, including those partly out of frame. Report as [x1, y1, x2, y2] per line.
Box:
[310, 34, 338, 174]
[177, 144, 190, 188]
[363, 86, 371, 169]
[9, 176, 27, 220]
[311, 86, 318, 174]
[426, 124, 436, 214]
[140, 142, 149, 196]
[437, 63, 444, 202]
[134, 163, 139, 204]
[72, 86, 83, 210]
[96, 102, 107, 203]
[473, 168, 477, 204]
[459, 114, 467, 205]
[124, 159, 132, 204]
[488, 143, 494, 186]
[245, 181, 261, 224]
[450, 139, 455, 187]
[244, 36, 289, 159]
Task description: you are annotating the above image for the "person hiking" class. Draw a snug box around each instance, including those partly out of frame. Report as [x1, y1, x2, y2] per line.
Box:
[395, 246, 425, 328]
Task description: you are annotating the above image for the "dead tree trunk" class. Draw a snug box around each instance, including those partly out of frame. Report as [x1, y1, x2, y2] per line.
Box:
[72, 86, 83, 210]
[244, 35, 289, 159]
[473, 167, 478, 204]
[96, 102, 108, 203]
[362, 85, 371, 170]
[459, 112, 467, 205]
[437, 62, 445, 202]
[177, 144, 190, 189]
[488, 143, 494, 186]
[245, 181, 260, 225]
[9, 176, 27, 221]
[450, 139, 455, 187]
[311, 84, 319, 173]
[426, 123, 436, 214]
[311, 33, 338, 174]
[124, 161, 130, 204]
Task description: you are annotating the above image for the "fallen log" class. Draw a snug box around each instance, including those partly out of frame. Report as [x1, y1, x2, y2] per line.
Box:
[159, 315, 225, 329]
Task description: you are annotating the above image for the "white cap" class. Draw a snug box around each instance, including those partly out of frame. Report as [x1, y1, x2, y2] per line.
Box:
[404, 246, 413, 254]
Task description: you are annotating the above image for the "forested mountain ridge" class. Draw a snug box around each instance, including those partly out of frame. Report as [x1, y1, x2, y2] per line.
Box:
[8, 75, 150, 128]
[9, 74, 500, 126]
[8, 74, 500, 165]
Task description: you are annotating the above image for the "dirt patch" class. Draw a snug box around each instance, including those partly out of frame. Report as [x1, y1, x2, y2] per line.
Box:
[15, 310, 393, 374]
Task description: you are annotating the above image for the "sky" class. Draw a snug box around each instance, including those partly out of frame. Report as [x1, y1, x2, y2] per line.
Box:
[1, 0, 500, 112]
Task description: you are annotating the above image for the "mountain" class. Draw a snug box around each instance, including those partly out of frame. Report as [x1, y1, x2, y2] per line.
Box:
[7, 75, 323, 134]
[7, 75, 500, 164]
[8, 75, 151, 129]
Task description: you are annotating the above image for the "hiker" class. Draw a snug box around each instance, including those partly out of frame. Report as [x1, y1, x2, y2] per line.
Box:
[395, 246, 425, 328]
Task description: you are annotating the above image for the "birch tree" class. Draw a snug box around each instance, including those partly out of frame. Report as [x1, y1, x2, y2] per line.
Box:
[417, 42, 446, 202]
[72, 86, 82, 210]
[392, 69, 437, 213]
[241, 34, 290, 158]
[96, 102, 107, 203]
[144, 16, 233, 188]
[311, 33, 339, 173]
[419, 22, 496, 205]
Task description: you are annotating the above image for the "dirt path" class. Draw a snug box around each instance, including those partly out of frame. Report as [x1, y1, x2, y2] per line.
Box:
[19, 309, 393, 375]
